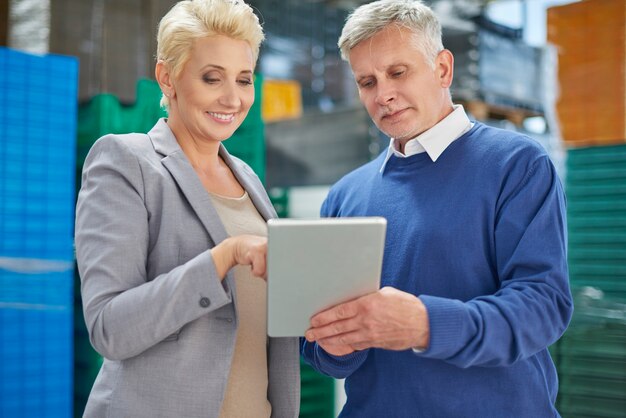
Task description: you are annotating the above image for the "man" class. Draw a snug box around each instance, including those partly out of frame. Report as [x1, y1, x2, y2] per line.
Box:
[301, 1, 572, 417]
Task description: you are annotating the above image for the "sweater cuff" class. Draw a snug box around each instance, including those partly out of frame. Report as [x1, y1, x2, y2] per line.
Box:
[315, 345, 368, 377]
[418, 294, 467, 359]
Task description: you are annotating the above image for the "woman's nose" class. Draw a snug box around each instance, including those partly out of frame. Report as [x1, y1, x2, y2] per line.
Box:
[218, 82, 241, 108]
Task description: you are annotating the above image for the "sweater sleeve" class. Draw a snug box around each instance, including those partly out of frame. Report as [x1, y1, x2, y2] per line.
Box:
[300, 338, 369, 379]
[419, 155, 572, 367]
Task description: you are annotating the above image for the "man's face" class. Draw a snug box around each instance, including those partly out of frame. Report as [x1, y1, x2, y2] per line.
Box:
[348, 25, 453, 147]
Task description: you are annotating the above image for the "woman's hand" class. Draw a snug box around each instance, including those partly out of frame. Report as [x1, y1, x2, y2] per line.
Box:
[211, 235, 267, 280]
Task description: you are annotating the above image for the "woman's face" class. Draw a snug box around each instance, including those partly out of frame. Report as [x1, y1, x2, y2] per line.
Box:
[168, 35, 255, 143]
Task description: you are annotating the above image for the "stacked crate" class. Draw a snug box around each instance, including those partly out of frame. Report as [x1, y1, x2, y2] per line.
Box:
[559, 145, 626, 417]
[299, 363, 335, 418]
[0, 47, 78, 417]
[548, 0, 626, 147]
[75, 78, 168, 191]
[268, 187, 290, 218]
[548, 1, 626, 416]
[566, 146, 626, 300]
[253, 0, 355, 110]
[444, 19, 546, 114]
[555, 306, 626, 418]
[262, 79, 303, 123]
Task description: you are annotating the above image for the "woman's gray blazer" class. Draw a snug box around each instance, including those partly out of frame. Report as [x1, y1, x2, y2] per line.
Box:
[75, 118, 300, 418]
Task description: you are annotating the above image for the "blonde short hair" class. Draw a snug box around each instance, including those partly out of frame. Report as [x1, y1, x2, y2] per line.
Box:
[156, 0, 264, 109]
[338, 0, 443, 68]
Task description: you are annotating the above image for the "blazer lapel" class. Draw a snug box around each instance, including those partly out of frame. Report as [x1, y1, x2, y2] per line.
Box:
[219, 145, 277, 222]
[148, 117, 277, 240]
[148, 119, 240, 305]
[148, 119, 229, 245]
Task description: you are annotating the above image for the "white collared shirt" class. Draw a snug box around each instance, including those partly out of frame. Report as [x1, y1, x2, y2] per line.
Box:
[379, 105, 473, 173]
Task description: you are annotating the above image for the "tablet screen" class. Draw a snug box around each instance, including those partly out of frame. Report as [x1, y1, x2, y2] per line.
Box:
[266, 217, 386, 337]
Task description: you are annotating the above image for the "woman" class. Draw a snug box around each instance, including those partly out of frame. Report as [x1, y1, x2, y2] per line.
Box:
[75, 1, 300, 417]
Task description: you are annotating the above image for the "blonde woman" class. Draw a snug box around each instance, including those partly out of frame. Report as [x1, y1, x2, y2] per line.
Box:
[75, 1, 299, 417]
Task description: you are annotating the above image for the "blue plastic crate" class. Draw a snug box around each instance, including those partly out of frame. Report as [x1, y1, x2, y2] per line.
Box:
[0, 270, 73, 418]
[0, 47, 77, 416]
[0, 47, 78, 263]
[0, 305, 73, 418]
[0, 268, 73, 307]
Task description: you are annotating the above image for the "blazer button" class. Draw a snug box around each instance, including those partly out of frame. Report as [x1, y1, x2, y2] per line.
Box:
[199, 297, 210, 308]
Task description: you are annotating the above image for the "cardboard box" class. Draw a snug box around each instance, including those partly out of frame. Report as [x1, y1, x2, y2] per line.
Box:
[548, 0, 626, 146]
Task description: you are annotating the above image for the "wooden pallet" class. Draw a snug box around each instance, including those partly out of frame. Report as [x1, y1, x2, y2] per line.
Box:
[459, 99, 543, 127]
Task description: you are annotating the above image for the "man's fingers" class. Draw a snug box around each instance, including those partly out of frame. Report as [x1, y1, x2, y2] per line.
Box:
[317, 340, 356, 356]
[318, 330, 370, 349]
[305, 318, 357, 341]
[310, 300, 359, 327]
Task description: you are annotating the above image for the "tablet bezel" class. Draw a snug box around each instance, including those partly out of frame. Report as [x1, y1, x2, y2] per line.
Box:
[266, 217, 386, 337]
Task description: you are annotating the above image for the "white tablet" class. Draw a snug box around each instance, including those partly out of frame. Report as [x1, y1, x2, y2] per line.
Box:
[266, 217, 386, 337]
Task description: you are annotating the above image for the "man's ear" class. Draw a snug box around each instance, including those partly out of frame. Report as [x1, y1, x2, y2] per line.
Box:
[155, 60, 175, 98]
[436, 49, 454, 89]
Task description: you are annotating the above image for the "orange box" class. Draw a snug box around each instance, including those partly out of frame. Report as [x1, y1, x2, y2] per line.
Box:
[548, 0, 626, 146]
[261, 79, 303, 123]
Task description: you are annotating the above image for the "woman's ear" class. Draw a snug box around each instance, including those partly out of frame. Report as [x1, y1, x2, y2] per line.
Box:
[155, 60, 175, 98]
[436, 49, 454, 89]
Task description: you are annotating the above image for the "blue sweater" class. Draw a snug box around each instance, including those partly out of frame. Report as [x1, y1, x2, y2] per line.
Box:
[301, 122, 572, 417]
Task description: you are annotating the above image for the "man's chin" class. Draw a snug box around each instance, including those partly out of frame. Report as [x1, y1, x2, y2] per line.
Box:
[381, 129, 415, 143]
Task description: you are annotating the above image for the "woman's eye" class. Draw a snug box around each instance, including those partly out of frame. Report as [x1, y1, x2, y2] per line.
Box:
[238, 79, 253, 86]
[392, 71, 404, 78]
[203, 76, 220, 84]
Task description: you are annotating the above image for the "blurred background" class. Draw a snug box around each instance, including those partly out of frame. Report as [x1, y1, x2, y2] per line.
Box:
[0, 0, 625, 417]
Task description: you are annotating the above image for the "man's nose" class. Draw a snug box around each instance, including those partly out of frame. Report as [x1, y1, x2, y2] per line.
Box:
[375, 80, 396, 106]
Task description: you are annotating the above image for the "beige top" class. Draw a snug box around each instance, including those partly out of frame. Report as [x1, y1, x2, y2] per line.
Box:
[211, 191, 271, 418]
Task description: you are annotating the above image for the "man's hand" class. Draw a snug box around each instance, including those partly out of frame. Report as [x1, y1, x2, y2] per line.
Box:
[304, 287, 430, 354]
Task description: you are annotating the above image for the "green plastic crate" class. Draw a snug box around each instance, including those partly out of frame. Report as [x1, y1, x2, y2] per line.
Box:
[567, 145, 626, 168]
[559, 354, 626, 380]
[559, 374, 626, 399]
[299, 360, 335, 418]
[566, 167, 626, 184]
[568, 247, 626, 263]
[559, 393, 626, 418]
[268, 187, 289, 218]
[566, 184, 626, 199]
[568, 233, 626, 248]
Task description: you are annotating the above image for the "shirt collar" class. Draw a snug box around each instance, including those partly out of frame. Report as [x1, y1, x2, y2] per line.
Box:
[379, 104, 472, 173]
